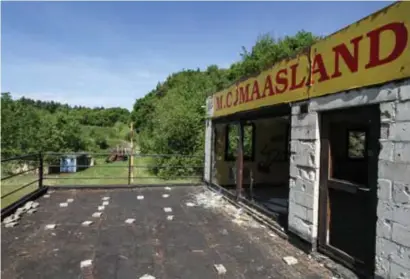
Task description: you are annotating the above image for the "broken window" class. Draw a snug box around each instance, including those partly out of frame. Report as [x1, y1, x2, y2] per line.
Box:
[225, 123, 254, 161]
[347, 130, 366, 159]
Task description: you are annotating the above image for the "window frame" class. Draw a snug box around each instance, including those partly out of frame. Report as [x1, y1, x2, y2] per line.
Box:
[224, 122, 255, 162]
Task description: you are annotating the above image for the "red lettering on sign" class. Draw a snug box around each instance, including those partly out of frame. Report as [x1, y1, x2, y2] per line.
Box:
[332, 36, 363, 78]
[289, 63, 306, 91]
[311, 53, 330, 84]
[275, 69, 288, 94]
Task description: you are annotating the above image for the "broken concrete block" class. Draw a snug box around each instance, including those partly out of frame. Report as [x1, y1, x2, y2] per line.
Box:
[214, 264, 227, 275]
[80, 259, 93, 268]
[102, 201, 109, 206]
[163, 207, 172, 213]
[81, 221, 93, 227]
[98, 206, 105, 211]
[16, 207, 26, 215]
[66, 198, 74, 203]
[102, 197, 110, 201]
[45, 224, 56, 230]
[139, 275, 155, 279]
[186, 202, 195, 207]
[166, 215, 174, 221]
[162, 194, 170, 198]
[137, 195, 144, 200]
[27, 209, 37, 214]
[125, 218, 135, 224]
[283, 256, 298, 265]
[92, 212, 102, 218]
[5, 222, 18, 228]
[59, 202, 68, 207]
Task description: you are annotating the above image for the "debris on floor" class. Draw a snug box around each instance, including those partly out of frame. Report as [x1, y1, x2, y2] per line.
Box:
[92, 212, 102, 218]
[5, 222, 18, 228]
[185, 202, 195, 207]
[98, 206, 105, 211]
[67, 198, 74, 203]
[162, 194, 170, 198]
[43, 194, 50, 198]
[166, 215, 174, 221]
[45, 224, 56, 230]
[164, 186, 171, 191]
[59, 202, 68, 207]
[137, 195, 144, 200]
[80, 259, 93, 268]
[102, 197, 110, 201]
[139, 274, 155, 279]
[125, 218, 135, 224]
[283, 256, 298, 265]
[214, 264, 227, 275]
[27, 209, 37, 214]
[163, 207, 172, 213]
[102, 201, 109, 206]
[81, 221, 93, 227]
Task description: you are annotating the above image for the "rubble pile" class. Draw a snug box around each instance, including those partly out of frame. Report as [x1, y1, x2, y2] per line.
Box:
[3, 200, 39, 228]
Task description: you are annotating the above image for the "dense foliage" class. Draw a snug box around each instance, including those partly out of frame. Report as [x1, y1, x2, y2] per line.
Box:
[1, 93, 131, 158]
[131, 31, 319, 178]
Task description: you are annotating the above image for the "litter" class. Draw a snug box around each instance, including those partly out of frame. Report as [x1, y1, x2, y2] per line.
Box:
[162, 194, 170, 198]
[43, 194, 50, 198]
[164, 187, 171, 191]
[67, 198, 74, 203]
[27, 209, 37, 214]
[102, 197, 110, 201]
[166, 215, 174, 221]
[45, 224, 56, 230]
[98, 206, 105, 211]
[5, 222, 18, 228]
[137, 195, 144, 200]
[214, 264, 227, 275]
[185, 202, 195, 207]
[59, 202, 68, 207]
[92, 212, 102, 218]
[163, 207, 172, 213]
[80, 259, 93, 268]
[125, 218, 135, 224]
[283, 256, 298, 265]
[81, 221, 93, 227]
[102, 201, 109, 206]
[139, 275, 155, 279]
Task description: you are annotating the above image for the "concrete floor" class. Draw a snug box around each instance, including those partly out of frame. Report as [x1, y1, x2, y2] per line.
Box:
[1, 186, 333, 279]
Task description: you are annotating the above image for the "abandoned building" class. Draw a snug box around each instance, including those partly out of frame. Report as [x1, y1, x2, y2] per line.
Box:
[204, 2, 409, 278]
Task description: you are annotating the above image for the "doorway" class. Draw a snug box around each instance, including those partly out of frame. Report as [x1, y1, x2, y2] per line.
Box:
[318, 105, 380, 276]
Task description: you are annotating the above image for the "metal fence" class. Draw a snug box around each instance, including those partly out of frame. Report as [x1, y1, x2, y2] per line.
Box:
[1, 152, 204, 211]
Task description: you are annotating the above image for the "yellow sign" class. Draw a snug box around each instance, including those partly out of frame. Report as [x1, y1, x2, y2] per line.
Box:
[212, 1, 410, 118]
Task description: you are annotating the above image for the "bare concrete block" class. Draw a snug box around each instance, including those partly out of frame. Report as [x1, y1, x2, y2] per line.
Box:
[291, 126, 319, 140]
[288, 215, 313, 243]
[399, 80, 410, 101]
[390, 122, 410, 142]
[378, 179, 392, 201]
[288, 202, 308, 221]
[396, 101, 410, 121]
[283, 256, 298, 265]
[379, 160, 410, 184]
[376, 218, 392, 239]
[377, 238, 410, 269]
[379, 141, 394, 162]
[393, 181, 410, 205]
[375, 256, 390, 279]
[390, 261, 410, 279]
[392, 223, 410, 248]
[380, 102, 396, 122]
[291, 105, 300, 115]
[291, 113, 318, 128]
[392, 206, 410, 228]
[289, 190, 314, 209]
[394, 142, 410, 163]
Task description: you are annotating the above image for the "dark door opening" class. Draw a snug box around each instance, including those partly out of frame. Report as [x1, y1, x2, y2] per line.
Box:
[318, 105, 380, 276]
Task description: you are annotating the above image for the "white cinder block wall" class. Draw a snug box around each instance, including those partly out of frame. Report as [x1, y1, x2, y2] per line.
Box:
[288, 79, 410, 279]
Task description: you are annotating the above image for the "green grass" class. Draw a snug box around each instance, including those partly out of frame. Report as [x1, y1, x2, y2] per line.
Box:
[1, 155, 201, 209]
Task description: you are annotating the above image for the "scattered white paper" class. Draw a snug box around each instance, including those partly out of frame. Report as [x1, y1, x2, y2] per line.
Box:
[137, 195, 144, 200]
[82, 221, 93, 227]
[102, 197, 110, 201]
[139, 274, 156, 279]
[162, 194, 170, 198]
[102, 201, 109, 206]
[43, 194, 50, 198]
[283, 256, 298, 265]
[80, 259, 93, 268]
[125, 218, 135, 224]
[214, 264, 227, 275]
[166, 215, 174, 221]
[92, 212, 102, 218]
[67, 198, 74, 203]
[164, 187, 171, 191]
[98, 206, 105, 211]
[186, 202, 195, 207]
[59, 202, 68, 207]
[45, 224, 56, 230]
[163, 207, 172, 213]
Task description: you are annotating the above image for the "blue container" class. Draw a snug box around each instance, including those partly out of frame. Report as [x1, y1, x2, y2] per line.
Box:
[60, 155, 77, 173]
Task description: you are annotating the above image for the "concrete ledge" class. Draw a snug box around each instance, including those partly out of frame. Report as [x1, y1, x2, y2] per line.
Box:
[1, 186, 48, 220]
[47, 183, 204, 190]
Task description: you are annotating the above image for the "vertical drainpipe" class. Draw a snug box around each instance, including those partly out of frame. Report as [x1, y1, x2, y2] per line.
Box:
[236, 121, 244, 200]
